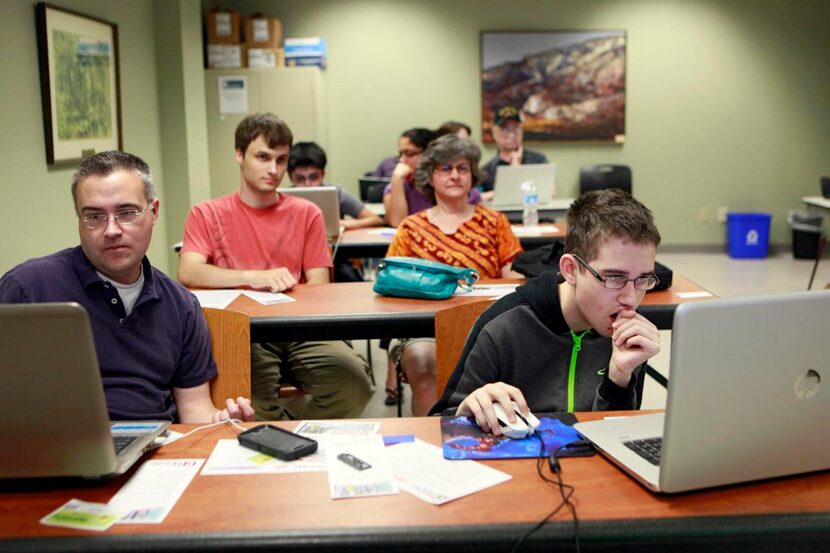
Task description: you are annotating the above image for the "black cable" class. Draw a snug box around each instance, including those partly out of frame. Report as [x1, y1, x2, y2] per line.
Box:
[510, 433, 580, 553]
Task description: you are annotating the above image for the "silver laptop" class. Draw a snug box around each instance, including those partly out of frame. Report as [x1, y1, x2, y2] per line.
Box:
[574, 291, 830, 493]
[0, 303, 169, 479]
[282, 186, 342, 240]
[491, 163, 556, 209]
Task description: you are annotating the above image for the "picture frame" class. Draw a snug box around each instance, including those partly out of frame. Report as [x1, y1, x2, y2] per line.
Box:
[481, 30, 626, 143]
[35, 2, 122, 164]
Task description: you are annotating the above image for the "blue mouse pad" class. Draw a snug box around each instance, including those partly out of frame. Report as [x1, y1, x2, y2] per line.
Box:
[440, 413, 580, 460]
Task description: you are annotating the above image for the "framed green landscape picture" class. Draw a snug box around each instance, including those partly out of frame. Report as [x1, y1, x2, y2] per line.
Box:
[35, 3, 122, 164]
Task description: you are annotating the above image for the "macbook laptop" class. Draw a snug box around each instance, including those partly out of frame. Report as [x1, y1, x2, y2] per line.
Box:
[282, 186, 342, 240]
[0, 303, 169, 480]
[491, 163, 556, 209]
[574, 291, 830, 493]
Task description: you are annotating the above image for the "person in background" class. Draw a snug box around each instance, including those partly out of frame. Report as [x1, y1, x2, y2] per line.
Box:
[178, 113, 373, 421]
[288, 142, 383, 230]
[0, 151, 256, 424]
[385, 134, 524, 416]
[436, 120, 472, 139]
[384, 128, 483, 227]
[431, 189, 662, 436]
[479, 105, 549, 197]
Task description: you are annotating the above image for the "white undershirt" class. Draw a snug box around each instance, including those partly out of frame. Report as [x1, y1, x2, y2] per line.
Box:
[97, 267, 145, 316]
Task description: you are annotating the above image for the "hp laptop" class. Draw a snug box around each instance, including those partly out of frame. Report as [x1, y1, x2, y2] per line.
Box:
[491, 163, 556, 209]
[282, 186, 342, 240]
[575, 291, 830, 493]
[0, 303, 169, 480]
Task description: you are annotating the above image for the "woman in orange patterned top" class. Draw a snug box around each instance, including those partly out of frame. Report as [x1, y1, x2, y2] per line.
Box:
[385, 134, 524, 415]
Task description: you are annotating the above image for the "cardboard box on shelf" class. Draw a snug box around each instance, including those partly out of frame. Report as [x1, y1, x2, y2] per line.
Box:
[206, 9, 241, 44]
[207, 43, 245, 69]
[245, 15, 283, 49]
[285, 56, 326, 69]
[248, 47, 285, 69]
[284, 37, 327, 58]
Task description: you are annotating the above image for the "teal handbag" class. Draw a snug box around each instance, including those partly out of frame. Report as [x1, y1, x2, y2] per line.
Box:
[372, 257, 479, 300]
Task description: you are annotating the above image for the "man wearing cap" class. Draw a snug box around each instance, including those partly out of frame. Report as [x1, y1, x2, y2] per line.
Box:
[479, 106, 549, 194]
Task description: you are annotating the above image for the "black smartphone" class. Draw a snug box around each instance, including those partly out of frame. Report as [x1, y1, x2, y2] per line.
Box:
[237, 424, 318, 461]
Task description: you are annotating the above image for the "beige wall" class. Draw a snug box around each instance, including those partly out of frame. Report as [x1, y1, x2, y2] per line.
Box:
[0, 0, 169, 274]
[1, 0, 829, 276]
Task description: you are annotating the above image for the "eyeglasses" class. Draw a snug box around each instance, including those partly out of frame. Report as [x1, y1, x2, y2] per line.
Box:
[398, 149, 423, 159]
[572, 253, 659, 291]
[434, 163, 471, 175]
[81, 202, 153, 230]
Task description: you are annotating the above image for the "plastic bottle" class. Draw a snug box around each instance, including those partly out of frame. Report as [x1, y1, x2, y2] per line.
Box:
[521, 181, 539, 228]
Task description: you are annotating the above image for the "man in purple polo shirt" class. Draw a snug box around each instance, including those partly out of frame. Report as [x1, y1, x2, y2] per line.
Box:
[0, 151, 255, 424]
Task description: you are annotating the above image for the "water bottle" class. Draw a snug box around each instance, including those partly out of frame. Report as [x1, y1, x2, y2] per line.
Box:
[521, 181, 539, 228]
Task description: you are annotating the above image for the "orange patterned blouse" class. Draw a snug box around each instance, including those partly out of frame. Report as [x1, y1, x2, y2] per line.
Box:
[385, 205, 523, 278]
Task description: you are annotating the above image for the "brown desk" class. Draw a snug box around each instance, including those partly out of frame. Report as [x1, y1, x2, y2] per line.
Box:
[224, 275, 712, 342]
[2, 414, 829, 552]
[336, 223, 568, 261]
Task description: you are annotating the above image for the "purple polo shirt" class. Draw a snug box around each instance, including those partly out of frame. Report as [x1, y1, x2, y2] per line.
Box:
[383, 179, 482, 215]
[0, 246, 217, 421]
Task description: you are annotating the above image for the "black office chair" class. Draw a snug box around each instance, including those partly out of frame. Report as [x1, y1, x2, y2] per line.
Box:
[820, 175, 830, 199]
[579, 165, 632, 195]
[359, 176, 390, 203]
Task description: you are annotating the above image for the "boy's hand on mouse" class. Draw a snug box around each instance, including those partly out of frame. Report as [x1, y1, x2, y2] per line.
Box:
[456, 383, 529, 436]
[609, 309, 660, 387]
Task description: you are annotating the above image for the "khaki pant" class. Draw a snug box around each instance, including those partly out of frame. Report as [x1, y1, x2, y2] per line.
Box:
[250, 340, 373, 420]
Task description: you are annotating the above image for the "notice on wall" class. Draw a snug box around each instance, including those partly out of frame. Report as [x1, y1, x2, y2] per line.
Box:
[218, 76, 248, 114]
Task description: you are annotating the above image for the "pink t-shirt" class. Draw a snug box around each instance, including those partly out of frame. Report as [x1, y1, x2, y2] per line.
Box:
[181, 192, 332, 283]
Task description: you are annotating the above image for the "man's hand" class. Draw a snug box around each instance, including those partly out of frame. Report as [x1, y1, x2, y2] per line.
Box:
[608, 310, 660, 387]
[508, 144, 524, 165]
[212, 397, 256, 423]
[455, 382, 529, 436]
[245, 268, 298, 292]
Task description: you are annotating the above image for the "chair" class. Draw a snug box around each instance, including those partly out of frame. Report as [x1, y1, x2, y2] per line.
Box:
[394, 300, 493, 417]
[359, 176, 390, 203]
[579, 164, 632, 195]
[201, 308, 303, 411]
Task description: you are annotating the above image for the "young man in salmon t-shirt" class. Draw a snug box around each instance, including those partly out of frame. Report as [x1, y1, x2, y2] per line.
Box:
[178, 113, 373, 420]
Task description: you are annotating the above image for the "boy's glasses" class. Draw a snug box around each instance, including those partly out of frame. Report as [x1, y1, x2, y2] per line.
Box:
[572, 253, 659, 291]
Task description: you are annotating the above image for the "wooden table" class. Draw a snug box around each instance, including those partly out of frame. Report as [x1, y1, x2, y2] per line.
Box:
[225, 275, 713, 342]
[2, 414, 828, 552]
[336, 223, 568, 261]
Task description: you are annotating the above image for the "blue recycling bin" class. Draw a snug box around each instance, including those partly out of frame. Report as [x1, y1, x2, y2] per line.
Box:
[726, 213, 772, 258]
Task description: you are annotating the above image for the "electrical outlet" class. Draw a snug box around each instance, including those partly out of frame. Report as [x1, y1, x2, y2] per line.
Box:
[717, 206, 728, 224]
[699, 206, 711, 224]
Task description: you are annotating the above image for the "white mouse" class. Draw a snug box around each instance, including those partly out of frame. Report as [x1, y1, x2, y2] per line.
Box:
[490, 402, 541, 439]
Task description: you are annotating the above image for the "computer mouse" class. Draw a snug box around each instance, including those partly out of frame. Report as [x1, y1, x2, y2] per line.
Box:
[490, 402, 541, 439]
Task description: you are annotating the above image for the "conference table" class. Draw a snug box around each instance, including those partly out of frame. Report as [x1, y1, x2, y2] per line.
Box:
[336, 223, 567, 261]
[222, 275, 713, 343]
[3, 413, 828, 552]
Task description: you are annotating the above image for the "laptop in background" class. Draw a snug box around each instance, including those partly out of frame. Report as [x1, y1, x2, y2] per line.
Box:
[0, 303, 169, 480]
[282, 186, 342, 240]
[491, 163, 556, 209]
[575, 291, 830, 493]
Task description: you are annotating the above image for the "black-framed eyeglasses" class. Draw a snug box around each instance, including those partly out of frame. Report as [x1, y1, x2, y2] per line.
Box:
[80, 202, 153, 230]
[572, 253, 659, 291]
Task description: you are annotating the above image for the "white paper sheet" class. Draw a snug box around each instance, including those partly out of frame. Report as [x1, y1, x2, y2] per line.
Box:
[218, 76, 248, 114]
[191, 289, 242, 309]
[109, 459, 204, 524]
[676, 291, 713, 299]
[386, 439, 511, 505]
[242, 290, 295, 305]
[367, 228, 397, 237]
[40, 499, 125, 532]
[295, 420, 381, 436]
[510, 224, 559, 237]
[454, 284, 518, 298]
[326, 436, 399, 499]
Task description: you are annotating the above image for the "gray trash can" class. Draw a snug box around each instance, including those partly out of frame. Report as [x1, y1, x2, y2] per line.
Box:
[788, 210, 823, 259]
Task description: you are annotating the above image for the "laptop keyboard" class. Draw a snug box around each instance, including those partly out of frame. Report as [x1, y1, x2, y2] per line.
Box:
[112, 435, 138, 454]
[623, 437, 662, 465]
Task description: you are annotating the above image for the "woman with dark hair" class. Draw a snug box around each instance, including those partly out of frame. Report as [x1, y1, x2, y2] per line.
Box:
[382, 128, 436, 227]
[385, 134, 524, 415]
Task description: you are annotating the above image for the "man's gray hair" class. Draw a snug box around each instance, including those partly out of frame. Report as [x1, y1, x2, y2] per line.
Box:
[71, 151, 155, 211]
[413, 135, 483, 202]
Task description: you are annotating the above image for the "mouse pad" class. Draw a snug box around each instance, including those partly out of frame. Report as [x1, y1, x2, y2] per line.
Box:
[440, 413, 580, 460]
